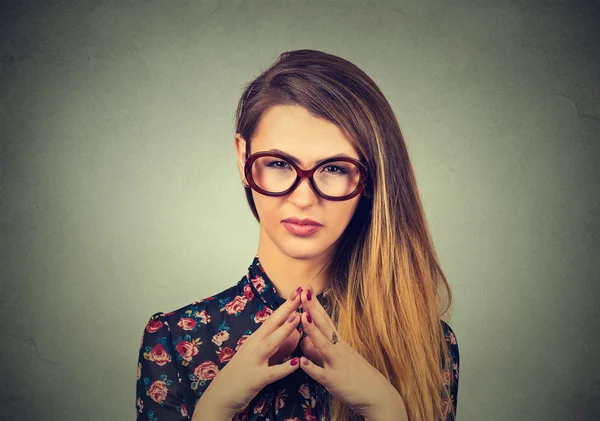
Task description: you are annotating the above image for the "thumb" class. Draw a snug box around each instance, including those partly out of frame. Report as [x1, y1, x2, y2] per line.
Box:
[299, 356, 326, 384]
[267, 357, 301, 383]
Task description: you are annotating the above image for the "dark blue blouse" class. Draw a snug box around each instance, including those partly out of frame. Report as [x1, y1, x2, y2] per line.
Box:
[136, 255, 459, 420]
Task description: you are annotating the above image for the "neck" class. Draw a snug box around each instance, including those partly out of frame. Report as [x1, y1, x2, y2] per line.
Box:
[256, 229, 332, 301]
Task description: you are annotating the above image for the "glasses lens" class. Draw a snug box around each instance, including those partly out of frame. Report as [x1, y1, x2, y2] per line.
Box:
[314, 161, 362, 197]
[250, 157, 362, 197]
[251, 156, 297, 193]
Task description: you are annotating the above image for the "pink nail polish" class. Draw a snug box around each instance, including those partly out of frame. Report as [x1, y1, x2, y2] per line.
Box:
[307, 289, 312, 301]
[306, 312, 312, 323]
[290, 357, 299, 366]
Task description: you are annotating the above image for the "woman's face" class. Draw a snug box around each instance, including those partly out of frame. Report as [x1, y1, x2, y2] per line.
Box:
[235, 104, 363, 261]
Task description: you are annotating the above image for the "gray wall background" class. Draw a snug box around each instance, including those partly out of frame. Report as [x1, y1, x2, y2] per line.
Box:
[1, 1, 599, 420]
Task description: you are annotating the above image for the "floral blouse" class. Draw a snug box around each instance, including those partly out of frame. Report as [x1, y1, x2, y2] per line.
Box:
[136, 256, 460, 420]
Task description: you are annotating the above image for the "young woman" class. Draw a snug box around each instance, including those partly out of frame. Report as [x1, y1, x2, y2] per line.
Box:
[136, 49, 459, 421]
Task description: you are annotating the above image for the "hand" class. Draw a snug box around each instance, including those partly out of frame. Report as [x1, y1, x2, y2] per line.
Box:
[297, 284, 408, 419]
[269, 311, 302, 365]
[192, 289, 303, 420]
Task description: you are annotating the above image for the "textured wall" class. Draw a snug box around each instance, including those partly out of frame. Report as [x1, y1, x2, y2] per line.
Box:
[1, 1, 598, 420]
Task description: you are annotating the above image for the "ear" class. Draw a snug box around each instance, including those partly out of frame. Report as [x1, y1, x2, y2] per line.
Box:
[234, 133, 248, 183]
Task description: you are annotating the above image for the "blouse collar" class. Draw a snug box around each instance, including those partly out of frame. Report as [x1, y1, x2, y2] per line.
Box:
[244, 255, 332, 314]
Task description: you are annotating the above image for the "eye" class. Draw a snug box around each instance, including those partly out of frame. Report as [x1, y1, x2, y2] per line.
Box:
[265, 159, 291, 169]
[322, 165, 347, 174]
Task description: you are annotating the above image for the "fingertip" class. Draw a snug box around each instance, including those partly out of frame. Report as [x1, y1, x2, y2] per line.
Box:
[301, 311, 312, 325]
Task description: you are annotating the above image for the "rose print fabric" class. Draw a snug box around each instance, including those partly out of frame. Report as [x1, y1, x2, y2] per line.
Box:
[136, 255, 460, 420]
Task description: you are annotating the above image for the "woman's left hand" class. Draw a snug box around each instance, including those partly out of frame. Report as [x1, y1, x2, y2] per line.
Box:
[297, 284, 408, 420]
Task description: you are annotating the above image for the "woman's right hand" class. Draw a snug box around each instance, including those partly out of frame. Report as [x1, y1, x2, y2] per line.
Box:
[192, 288, 303, 420]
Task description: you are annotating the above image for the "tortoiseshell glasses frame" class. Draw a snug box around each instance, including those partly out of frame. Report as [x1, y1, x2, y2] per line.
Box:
[243, 151, 370, 201]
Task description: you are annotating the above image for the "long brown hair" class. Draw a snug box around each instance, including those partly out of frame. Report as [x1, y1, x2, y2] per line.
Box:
[234, 50, 455, 421]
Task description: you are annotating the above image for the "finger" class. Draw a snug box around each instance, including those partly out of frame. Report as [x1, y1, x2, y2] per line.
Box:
[301, 284, 337, 334]
[299, 335, 325, 368]
[268, 328, 302, 365]
[259, 310, 301, 360]
[299, 356, 327, 386]
[251, 289, 301, 344]
[266, 356, 301, 385]
[301, 311, 334, 364]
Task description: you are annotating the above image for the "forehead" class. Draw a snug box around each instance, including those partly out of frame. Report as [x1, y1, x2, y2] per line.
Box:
[252, 105, 360, 166]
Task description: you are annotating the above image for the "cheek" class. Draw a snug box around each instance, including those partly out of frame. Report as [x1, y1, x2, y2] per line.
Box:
[320, 199, 360, 238]
[252, 194, 281, 223]
[333, 200, 360, 228]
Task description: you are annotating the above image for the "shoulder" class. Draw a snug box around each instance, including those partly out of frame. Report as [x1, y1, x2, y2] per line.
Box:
[439, 320, 460, 419]
[440, 320, 460, 367]
[440, 320, 458, 346]
[145, 282, 244, 334]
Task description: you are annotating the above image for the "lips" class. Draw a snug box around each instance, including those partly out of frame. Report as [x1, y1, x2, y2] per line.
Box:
[281, 221, 323, 236]
[281, 217, 322, 226]
[281, 217, 323, 236]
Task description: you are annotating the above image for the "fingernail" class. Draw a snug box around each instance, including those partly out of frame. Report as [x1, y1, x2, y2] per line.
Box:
[287, 312, 297, 323]
[306, 312, 312, 323]
[290, 357, 299, 366]
[296, 286, 303, 293]
[307, 289, 312, 301]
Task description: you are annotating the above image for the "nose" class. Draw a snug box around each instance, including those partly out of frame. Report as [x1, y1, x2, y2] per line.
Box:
[288, 176, 319, 206]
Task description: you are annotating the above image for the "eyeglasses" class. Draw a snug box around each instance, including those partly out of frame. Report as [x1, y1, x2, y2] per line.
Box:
[244, 151, 369, 201]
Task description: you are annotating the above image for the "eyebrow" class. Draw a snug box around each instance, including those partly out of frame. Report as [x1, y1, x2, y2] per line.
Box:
[264, 149, 357, 166]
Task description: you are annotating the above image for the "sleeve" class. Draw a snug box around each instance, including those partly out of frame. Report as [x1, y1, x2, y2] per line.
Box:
[440, 320, 460, 421]
[136, 312, 191, 421]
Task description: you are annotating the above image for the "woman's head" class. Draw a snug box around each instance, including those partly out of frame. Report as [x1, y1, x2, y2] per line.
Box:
[234, 49, 406, 266]
[233, 50, 454, 421]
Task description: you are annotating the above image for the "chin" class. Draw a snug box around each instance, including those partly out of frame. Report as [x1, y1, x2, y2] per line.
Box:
[278, 244, 326, 260]
[276, 236, 334, 261]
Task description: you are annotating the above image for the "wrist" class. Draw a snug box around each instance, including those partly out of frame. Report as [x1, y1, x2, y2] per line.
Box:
[364, 387, 408, 421]
[193, 384, 236, 421]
